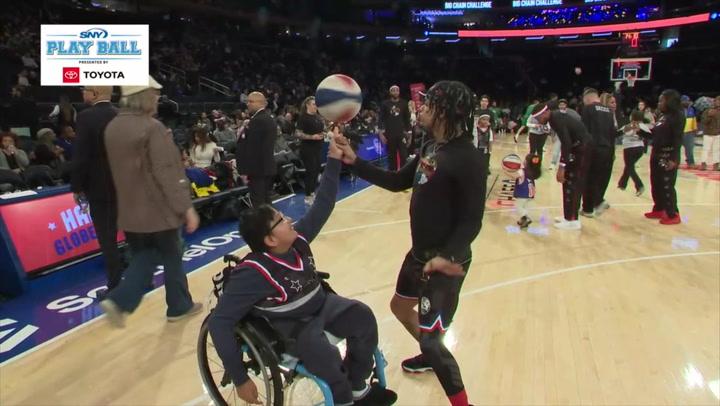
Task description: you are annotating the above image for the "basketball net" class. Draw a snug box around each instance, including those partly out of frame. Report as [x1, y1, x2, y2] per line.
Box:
[626, 75, 636, 88]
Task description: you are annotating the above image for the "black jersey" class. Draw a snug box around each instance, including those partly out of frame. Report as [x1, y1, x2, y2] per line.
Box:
[549, 110, 593, 163]
[355, 136, 486, 262]
[581, 102, 616, 148]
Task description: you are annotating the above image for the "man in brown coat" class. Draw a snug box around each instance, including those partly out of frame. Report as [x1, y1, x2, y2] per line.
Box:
[700, 96, 720, 171]
[99, 76, 202, 327]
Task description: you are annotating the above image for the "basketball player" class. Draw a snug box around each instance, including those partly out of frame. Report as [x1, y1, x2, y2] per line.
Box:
[208, 134, 397, 405]
[474, 113, 493, 174]
[335, 81, 486, 406]
[581, 88, 617, 217]
[645, 89, 685, 225]
[532, 102, 593, 230]
[379, 85, 412, 170]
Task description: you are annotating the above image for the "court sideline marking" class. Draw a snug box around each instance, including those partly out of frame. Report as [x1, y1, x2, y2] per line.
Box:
[1, 190, 716, 366]
[0, 186, 373, 368]
[182, 249, 720, 406]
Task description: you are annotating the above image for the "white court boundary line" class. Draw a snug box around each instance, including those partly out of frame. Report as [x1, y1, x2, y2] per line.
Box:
[0, 185, 374, 368]
[376, 250, 720, 324]
[2, 191, 717, 367]
[318, 202, 720, 235]
[181, 250, 720, 406]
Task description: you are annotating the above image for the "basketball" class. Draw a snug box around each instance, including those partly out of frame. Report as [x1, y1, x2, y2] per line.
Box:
[315, 74, 363, 123]
[502, 153, 523, 176]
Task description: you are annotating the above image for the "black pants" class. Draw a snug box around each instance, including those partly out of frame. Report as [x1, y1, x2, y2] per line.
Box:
[386, 134, 408, 171]
[582, 146, 614, 213]
[275, 294, 378, 405]
[650, 156, 679, 217]
[618, 147, 645, 191]
[248, 175, 273, 207]
[529, 132, 548, 156]
[300, 142, 323, 196]
[563, 145, 592, 221]
[89, 199, 124, 290]
[0, 169, 26, 189]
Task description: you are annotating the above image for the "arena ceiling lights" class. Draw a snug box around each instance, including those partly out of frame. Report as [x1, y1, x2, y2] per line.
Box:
[458, 12, 710, 38]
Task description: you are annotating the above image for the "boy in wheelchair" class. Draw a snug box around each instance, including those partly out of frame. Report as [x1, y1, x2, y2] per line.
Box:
[208, 134, 397, 405]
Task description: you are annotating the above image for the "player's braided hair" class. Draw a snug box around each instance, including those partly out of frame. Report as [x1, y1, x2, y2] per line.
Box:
[424, 80, 476, 142]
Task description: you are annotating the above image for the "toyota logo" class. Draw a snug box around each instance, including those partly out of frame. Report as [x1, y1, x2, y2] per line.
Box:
[64, 71, 78, 80]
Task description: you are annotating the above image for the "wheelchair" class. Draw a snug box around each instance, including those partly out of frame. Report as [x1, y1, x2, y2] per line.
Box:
[197, 255, 389, 406]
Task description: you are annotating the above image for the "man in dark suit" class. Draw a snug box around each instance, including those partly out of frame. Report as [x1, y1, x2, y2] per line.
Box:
[71, 86, 124, 291]
[237, 91, 277, 206]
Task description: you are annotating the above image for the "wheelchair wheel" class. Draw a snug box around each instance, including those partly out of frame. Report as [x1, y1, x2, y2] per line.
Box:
[284, 375, 327, 406]
[197, 315, 284, 406]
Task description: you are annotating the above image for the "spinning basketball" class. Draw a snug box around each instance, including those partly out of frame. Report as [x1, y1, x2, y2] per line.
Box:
[502, 153, 523, 176]
[315, 74, 363, 123]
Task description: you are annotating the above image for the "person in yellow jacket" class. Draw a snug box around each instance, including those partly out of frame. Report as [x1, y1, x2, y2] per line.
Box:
[681, 95, 698, 168]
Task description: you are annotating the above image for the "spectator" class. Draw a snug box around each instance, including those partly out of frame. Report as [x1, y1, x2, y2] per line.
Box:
[55, 125, 76, 161]
[71, 85, 123, 292]
[32, 128, 65, 170]
[681, 95, 698, 168]
[48, 94, 77, 129]
[700, 96, 720, 171]
[296, 96, 326, 205]
[100, 76, 202, 327]
[212, 117, 236, 152]
[189, 127, 221, 169]
[0, 132, 29, 173]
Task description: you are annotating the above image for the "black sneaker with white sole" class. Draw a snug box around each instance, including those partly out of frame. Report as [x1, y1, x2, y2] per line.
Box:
[401, 354, 433, 373]
[353, 383, 397, 405]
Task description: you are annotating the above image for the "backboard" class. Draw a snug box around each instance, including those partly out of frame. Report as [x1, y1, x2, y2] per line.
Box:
[610, 57, 653, 82]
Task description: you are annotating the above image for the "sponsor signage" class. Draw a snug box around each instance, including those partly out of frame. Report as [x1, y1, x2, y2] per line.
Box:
[0, 193, 124, 273]
[512, 0, 563, 7]
[444, 1, 493, 9]
[41, 24, 149, 86]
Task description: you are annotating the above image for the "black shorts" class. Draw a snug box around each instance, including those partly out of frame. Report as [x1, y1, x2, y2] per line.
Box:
[395, 251, 470, 334]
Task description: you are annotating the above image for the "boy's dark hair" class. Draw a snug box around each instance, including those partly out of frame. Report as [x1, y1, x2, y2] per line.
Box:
[524, 153, 542, 180]
[239, 204, 276, 252]
[630, 109, 645, 122]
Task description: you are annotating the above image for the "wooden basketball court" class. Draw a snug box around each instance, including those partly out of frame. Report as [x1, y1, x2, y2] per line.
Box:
[2, 138, 719, 405]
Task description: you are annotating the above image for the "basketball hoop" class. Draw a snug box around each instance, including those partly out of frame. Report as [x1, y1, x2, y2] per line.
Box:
[626, 75, 636, 88]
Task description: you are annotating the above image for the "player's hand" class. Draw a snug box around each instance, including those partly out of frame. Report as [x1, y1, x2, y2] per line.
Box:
[185, 207, 200, 234]
[556, 166, 566, 183]
[423, 256, 466, 277]
[235, 380, 261, 404]
[240, 175, 249, 184]
[379, 132, 387, 145]
[333, 134, 357, 165]
[664, 160, 677, 171]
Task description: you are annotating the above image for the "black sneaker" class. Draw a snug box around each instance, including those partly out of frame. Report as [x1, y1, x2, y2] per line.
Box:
[353, 383, 397, 405]
[517, 216, 532, 229]
[401, 354, 433, 373]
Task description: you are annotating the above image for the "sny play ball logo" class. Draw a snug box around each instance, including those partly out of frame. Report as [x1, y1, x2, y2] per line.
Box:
[62, 67, 80, 83]
[41, 24, 149, 86]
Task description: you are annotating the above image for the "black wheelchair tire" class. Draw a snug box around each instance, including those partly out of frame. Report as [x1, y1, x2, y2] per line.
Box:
[197, 314, 284, 406]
